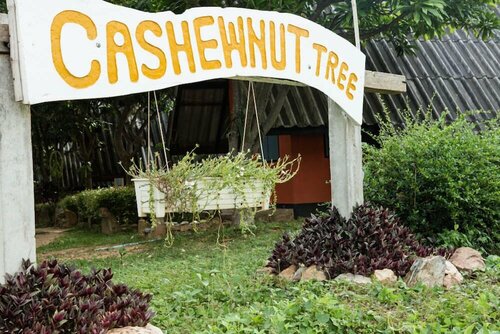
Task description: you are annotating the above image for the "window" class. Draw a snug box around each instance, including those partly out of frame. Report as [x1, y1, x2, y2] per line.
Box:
[263, 135, 280, 161]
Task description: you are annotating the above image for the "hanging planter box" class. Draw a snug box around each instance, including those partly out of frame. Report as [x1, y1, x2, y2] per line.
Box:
[133, 178, 271, 218]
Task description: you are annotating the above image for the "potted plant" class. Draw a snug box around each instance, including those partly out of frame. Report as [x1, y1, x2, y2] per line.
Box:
[127, 150, 301, 231]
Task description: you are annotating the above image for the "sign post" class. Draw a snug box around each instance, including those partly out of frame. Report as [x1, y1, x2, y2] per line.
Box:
[0, 13, 36, 283]
[328, 99, 364, 218]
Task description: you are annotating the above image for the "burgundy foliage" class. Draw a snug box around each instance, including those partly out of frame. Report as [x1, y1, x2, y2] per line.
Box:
[0, 259, 154, 334]
[267, 204, 451, 277]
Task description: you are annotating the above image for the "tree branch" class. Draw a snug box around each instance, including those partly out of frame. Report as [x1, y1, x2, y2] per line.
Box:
[347, 11, 411, 40]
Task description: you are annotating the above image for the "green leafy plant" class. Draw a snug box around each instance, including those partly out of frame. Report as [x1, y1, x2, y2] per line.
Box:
[57, 187, 137, 226]
[35, 202, 57, 227]
[364, 112, 500, 254]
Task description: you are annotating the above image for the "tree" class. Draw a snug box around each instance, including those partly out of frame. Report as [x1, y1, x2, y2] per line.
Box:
[32, 101, 107, 196]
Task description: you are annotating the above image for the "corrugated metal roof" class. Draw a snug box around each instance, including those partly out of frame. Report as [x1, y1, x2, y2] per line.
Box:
[169, 80, 229, 154]
[274, 29, 499, 128]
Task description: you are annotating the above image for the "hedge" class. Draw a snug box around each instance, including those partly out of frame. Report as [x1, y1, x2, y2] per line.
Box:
[58, 186, 137, 225]
[363, 113, 499, 254]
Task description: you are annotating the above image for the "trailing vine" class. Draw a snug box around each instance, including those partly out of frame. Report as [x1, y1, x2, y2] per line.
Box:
[126, 150, 301, 242]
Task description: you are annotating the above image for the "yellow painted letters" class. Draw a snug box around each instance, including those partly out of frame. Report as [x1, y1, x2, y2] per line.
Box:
[136, 20, 167, 80]
[51, 10, 101, 88]
[107, 20, 139, 84]
[166, 21, 196, 74]
[193, 16, 221, 70]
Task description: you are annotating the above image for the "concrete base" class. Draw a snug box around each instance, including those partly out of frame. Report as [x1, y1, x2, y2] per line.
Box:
[0, 50, 36, 283]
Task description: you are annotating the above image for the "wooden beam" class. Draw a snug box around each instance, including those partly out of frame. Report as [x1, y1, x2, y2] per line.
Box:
[0, 15, 8, 55]
[233, 70, 406, 94]
[231, 76, 305, 87]
[364, 70, 407, 94]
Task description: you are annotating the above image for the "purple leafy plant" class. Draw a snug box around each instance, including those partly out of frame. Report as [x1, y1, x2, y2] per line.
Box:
[0, 259, 154, 333]
[267, 204, 452, 278]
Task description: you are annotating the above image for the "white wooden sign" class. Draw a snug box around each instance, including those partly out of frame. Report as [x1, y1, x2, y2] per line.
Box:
[10, 0, 366, 124]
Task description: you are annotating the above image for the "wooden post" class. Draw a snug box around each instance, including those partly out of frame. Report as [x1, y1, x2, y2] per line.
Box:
[0, 13, 36, 283]
[328, 99, 364, 218]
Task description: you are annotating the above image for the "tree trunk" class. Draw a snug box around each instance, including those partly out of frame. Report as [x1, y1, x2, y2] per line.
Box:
[227, 80, 240, 154]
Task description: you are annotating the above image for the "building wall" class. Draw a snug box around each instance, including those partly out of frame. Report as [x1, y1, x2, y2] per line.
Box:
[275, 134, 331, 204]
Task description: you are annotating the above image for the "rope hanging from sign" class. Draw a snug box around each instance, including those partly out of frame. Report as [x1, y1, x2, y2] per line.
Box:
[153, 91, 170, 171]
[146, 91, 170, 172]
[241, 81, 266, 164]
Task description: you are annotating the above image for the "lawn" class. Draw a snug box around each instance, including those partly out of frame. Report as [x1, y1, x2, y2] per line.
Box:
[38, 221, 499, 334]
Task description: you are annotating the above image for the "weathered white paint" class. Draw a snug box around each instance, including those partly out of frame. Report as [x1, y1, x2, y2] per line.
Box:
[6, 1, 23, 100]
[328, 99, 364, 218]
[11, 0, 366, 124]
[0, 43, 36, 283]
[133, 178, 270, 218]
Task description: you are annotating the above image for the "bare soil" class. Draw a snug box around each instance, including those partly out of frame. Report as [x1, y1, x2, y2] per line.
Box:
[39, 244, 149, 261]
[36, 227, 152, 261]
[36, 227, 72, 247]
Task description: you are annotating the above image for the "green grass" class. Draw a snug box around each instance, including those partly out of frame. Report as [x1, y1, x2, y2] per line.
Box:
[39, 221, 499, 334]
[37, 229, 141, 253]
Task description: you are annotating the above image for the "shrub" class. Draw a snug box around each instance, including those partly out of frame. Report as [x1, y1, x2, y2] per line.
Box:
[363, 113, 500, 254]
[58, 187, 137, 225]
[267, 204, 450, 277]
[35, 202, 56, 227]
[0, 259, 153, 333]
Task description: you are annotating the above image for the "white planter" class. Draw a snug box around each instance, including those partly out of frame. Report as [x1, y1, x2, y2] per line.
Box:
[132, 178, 271, 218]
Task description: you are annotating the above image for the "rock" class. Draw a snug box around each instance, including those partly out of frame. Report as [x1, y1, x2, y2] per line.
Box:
[219, 209, 235, 223]
[373, 269, 397, 284]
[301, 266, 327, 281]
[172, 221, 192, 232]
[35, 204, 54, 227]
[54, 208, 78, 228]
[335, 273, 371, 284]
[100, 208, 119, 235]
[152, 222, 167, 238]
[255, 209, 295, 222]
[138, 219, 150, 237]
[443, 261, 463, 289]
[292, 265, 306, 281]
[449, 247, 485, 271]
[278, 265, 297, 281]
[256, 267, 274, 275]
[404, 256, 446, 287]
[107, 324, 163, 334]
[145, 324, 164, 334]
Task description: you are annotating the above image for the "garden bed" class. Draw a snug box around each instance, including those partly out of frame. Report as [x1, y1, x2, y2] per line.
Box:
[35, 221, 499, 333]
